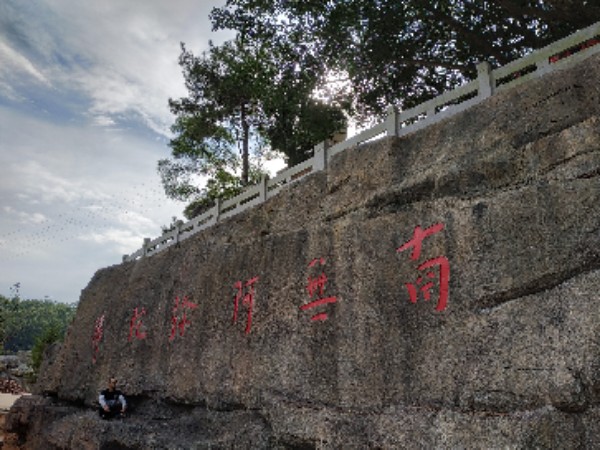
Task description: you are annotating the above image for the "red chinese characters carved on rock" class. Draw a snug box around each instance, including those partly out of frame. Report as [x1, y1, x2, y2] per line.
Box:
[232, 277, 259, 334]
[128, 307, 147, 341]
[169, 296, 198, 341]
[92, 314, 106, 363]
[549, 37, 600, 63]
[300, 257, 338, 321]
[397, 223, 450, 312]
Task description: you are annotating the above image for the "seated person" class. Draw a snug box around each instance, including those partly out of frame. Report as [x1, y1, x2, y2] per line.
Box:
[98, 376, 127, 419]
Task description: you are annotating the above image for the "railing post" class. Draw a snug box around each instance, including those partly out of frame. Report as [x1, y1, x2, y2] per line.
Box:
[427, 105, 436, 121]
[313, 141, 328, 171]
[212, 198, 222, 224]
[537, 57, 552, 76]
[142, 238, 150, 257]
[385, 106, 398, 136]
[175, 220, 184, 243]
[477, 61, 494, 98]
[259, 175, 268, 202]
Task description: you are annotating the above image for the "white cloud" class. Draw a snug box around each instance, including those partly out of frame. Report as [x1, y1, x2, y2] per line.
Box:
[92, 115, 117, 127]
[116, 210, 158, 235]
[1, 0, 232, 136]
[0, 39, 51, 87]
[0, 104, 184, 258]
[3, 206, 47, 225]
[0, 1, 226, 303]
[11, 160, 106, 204]
[25, 0, 231, 137]
[78, 228, 142, 255]
[0, 79, 22, 102]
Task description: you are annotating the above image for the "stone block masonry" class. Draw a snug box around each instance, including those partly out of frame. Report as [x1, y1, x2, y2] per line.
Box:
[6, 53, 600, 449]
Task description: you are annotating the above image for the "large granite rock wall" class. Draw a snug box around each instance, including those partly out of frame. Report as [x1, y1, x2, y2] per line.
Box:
[5, 54, 600, 449]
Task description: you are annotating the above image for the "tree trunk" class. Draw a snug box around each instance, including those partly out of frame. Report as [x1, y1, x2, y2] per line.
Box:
[241, 103, 249, 185]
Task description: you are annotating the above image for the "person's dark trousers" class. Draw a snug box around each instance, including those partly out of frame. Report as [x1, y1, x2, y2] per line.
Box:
[99, 404, 123, 420]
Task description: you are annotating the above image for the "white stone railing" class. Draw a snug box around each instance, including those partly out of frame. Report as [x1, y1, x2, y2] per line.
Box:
[124, 21, 600, 262]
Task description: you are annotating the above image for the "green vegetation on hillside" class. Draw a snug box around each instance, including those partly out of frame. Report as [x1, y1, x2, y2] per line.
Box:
[0, 295, 76, 354]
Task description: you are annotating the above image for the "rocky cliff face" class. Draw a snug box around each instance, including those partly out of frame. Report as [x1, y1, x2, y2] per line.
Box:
[5, 54, 600, 449]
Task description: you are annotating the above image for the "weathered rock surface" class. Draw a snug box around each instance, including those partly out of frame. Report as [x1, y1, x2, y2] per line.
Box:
[6, 54, 600, 449]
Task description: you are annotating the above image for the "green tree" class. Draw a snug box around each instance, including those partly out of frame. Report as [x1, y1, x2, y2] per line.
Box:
[0, 295, 76, 353]
[160, 37, 275, 218]
[212, 0, 600, 120]
[262, 79, 347, 166]
[160, 34, 346, 218]
[161, 38, 263, 197]
[0, 294, 9, 349]
[31, 324, 63, 376]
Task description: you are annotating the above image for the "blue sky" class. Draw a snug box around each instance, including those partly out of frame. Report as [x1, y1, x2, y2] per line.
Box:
[0, 0, 237, 303]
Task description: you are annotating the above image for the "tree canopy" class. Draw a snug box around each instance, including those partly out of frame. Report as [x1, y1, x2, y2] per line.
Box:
[0, 295, 76, 353]
[211, 0, 600, 119]
[160, 34, 346, 219]
[162, 1, 598, 218]
[159, 39, 266, 217]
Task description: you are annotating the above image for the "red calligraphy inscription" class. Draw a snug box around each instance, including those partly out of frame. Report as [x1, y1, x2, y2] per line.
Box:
[169, 296, 198, 341]
[92, 314, 105, 364]
[128, 307, 147, 341]
[300, 258, 338, 321]
[549, 38, 599, 64]
[397, 223, 450, 312]
[232, 277, 259, 334]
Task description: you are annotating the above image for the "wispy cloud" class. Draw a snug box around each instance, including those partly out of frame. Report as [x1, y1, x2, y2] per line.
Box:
[2, 206, 47, 225]
[92, 115, 117, 128]
[78, 228, 143, 255]
[0, 0, 226, 303]
[11, 160, 106, 205]
[1, 0, 231, 136]
[0, 39, 51, 87]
